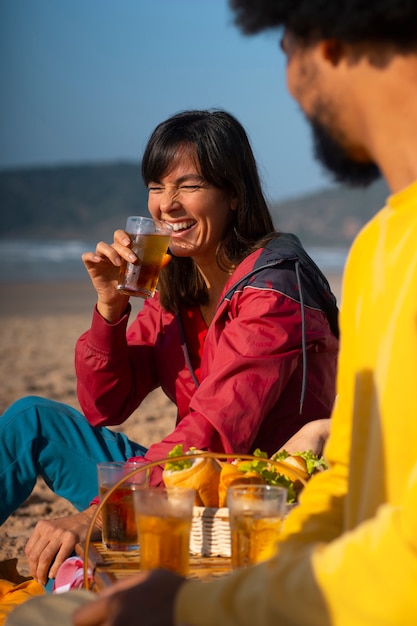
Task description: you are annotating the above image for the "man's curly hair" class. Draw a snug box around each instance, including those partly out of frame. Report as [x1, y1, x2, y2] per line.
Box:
[229, 0, 417, 50]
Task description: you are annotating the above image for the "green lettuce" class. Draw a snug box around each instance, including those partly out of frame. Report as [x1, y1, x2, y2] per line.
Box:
[271, 449, 328, 475]
[165, 444, 193, 471]
[236, 449, 297, 503]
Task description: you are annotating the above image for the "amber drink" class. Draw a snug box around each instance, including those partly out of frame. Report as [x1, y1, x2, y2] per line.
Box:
[117, 216, 172, 298]
[97, 462, 149, 551]
[134, 487, 195, 575]
[227, 485, 287, 569]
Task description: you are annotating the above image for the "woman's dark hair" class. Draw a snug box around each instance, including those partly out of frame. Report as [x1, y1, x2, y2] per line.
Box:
[141, 109, 275, 312]
[229, 0, 417, 50]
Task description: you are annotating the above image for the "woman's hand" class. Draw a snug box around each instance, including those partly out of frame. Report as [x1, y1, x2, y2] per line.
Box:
[25, 506, 101, 586]
[72, 569, 185, 626]
[82, 230, 136, 323]
[279, 418, 331, 457]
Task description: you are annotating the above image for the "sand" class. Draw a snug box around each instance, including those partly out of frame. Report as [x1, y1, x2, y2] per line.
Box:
[0, 275, 342, 578]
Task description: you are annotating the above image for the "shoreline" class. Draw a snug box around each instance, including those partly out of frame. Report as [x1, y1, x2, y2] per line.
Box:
[0, 280, 146, 318]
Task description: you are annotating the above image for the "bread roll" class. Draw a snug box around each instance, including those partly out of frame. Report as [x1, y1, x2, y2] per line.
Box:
[163, 454, 222, 507]
[218, 462, 266, 508]
[276, 455, 309, 489]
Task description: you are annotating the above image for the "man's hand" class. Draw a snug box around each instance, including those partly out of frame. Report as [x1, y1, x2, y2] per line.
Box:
[72, 569, 186, 626]
[279, 418, 331, 457]
[25, 506, 101, 585]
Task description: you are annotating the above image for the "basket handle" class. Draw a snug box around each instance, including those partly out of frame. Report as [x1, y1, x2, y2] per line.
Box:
[82, 451, 307, 589]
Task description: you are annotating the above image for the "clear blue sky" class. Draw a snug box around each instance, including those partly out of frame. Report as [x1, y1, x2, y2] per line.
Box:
[0, 0, 335, 202]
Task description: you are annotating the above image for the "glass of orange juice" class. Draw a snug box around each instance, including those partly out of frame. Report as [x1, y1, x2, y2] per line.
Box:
[134, 487, 195, 576]
[227, 484, 287, 569]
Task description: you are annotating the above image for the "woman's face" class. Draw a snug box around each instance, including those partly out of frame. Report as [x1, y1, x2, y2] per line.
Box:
[147, 150, 237, 265]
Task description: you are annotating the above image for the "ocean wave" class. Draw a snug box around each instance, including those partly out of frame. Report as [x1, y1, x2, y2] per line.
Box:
[0, 239, 95, 283]
[307, 246, 349, 273]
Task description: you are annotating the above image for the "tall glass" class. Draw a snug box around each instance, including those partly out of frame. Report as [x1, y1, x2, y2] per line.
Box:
[134, 487, 195, 576]
[227, 484, 287, 569]
[97, 461, 149, 551]
[117, 216, 172, 298]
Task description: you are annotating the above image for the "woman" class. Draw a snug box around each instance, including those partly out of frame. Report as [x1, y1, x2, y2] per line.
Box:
[1, 110, 338, 584]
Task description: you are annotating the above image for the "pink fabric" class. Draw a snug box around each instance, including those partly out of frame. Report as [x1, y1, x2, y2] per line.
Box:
[52, 557, 93, 594]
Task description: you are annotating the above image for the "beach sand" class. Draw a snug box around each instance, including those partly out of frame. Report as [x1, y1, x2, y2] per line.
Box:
[0, 275, 342, 577]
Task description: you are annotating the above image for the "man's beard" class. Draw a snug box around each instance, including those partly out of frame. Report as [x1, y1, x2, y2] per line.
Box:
[309, 117, 381, 187]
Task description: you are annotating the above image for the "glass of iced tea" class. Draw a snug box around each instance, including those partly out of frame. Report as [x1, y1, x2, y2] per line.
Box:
[227, 484, 287, 569]
[133, 487, 195, 576]
[97, 461, 149, 551]
[117, 216, 173, 298]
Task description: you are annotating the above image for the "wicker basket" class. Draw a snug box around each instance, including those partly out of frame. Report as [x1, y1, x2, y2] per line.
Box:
[190, 506, 231, 557]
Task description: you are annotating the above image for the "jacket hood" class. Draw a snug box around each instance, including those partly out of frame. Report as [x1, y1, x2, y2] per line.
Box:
[223, 232, 339, 340]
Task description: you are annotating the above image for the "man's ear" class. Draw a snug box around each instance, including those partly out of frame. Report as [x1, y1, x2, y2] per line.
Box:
[320, 39, 344, 66]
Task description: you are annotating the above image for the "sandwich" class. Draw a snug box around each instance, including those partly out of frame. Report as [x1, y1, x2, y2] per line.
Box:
[217, 461, 267, 507]
[162, 445, 222, 507]
[163, 445, 327, 507]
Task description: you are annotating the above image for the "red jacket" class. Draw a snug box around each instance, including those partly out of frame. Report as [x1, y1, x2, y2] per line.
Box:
[76, 233, 339, 485]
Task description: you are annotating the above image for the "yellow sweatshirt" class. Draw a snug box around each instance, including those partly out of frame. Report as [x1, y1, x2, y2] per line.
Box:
[176, 180, 417, 626]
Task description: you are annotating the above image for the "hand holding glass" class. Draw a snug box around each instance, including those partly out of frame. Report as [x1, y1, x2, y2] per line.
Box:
[117, 216, 172, 298]
[227, 484, 287, 569]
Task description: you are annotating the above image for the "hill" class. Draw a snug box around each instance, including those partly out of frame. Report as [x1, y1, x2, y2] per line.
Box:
[0, 162, 389, 247]
[273, 179, 389, 246]
[0, 162, 149, 241]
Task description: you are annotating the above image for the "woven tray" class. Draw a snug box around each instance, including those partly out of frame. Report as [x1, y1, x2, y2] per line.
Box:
[190, 506, 231, 557]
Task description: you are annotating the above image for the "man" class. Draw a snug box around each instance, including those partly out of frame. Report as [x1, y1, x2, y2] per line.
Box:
[23, 1, 417, 624]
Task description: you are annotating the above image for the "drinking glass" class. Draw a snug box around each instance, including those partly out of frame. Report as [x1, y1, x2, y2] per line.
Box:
[117, 216, 172, 298]
[97, 461, 149, 551]
[227, 484, 287, 569]
[134, 487, 195, 575]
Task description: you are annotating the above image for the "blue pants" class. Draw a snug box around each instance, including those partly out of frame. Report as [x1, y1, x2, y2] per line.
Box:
[0, 396, 147, 524]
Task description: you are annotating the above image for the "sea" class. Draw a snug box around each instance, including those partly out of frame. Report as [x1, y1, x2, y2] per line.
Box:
[0, 239, 349, 284]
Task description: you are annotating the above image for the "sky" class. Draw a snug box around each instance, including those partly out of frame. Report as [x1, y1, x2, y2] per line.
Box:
[0, 0, 336, 203]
